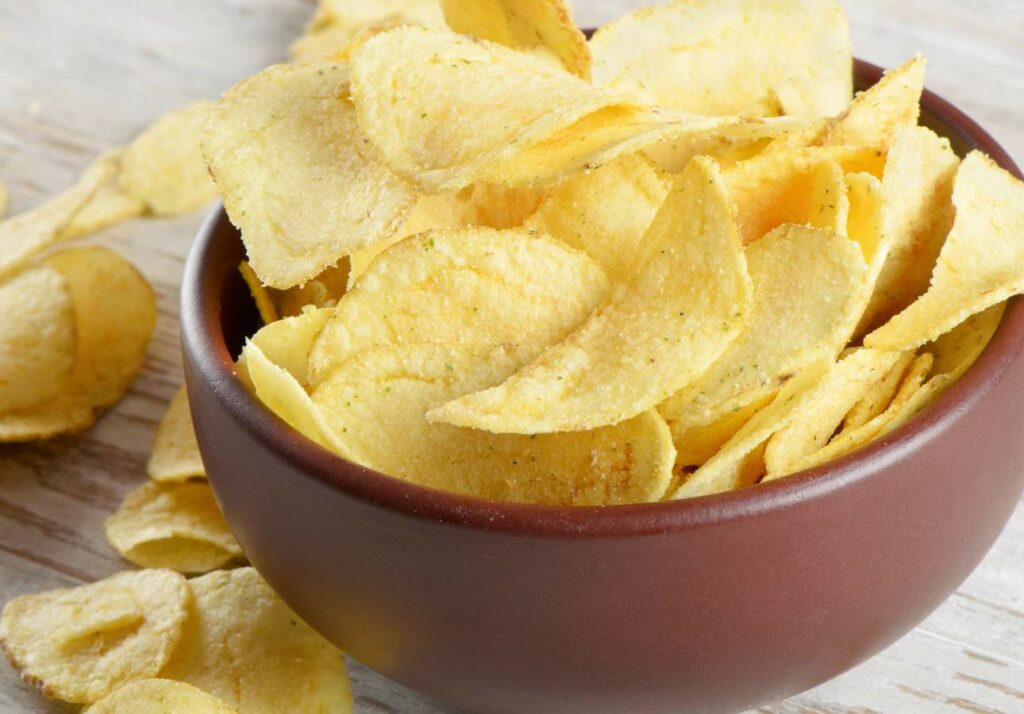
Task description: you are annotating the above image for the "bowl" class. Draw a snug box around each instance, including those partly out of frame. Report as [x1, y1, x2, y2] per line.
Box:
[181, 60, 1024, 714]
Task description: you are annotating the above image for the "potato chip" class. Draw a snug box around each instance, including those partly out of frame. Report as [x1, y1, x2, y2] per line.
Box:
[149, 387, 205, 482]
[238, 261, 279, 325]
[159, 568, 352, 714]
[271, 260, 350, 318]
[866, 152, 1024, 351]
[842, 351, 915, 431]
[203, 61, 415, 288]
[431, 157, 751, 433]
[823, 56, 925, 149]
[105, 481, 242, 574]
[60, 152, 146, 241]
[763, 349, 906, 478]
[0, 155, 112, 281]
[670, 390, 776, 468]
[0, 570, 189, 704]
[589, 0, 852, 118]
[84, 679, 236, 714]
[291, 21, 362, 63]
[308, 227, 609, 387]
[806, 160, 850, 233]
[441, 0, 591, 79]
[0, 247, 156, 442]
[659, 224, 868, 466]
[119, 101, 218, 216]
[523, 154, 670, 281]
[314, 342, 675, 504]
[468, 182, 551, 229]
[844, 171, 886, 263]
[642, 117, 806, 173]
[0, 266, 76, 412]
[928, 302, 1005, 380]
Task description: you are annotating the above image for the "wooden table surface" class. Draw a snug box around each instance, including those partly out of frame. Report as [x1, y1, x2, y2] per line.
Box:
[1, 1, 1022, 711]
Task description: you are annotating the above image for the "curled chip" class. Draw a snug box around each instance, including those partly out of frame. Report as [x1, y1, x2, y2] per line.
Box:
[0, 247, 156, 443]
[203, 61, 415, 289]
[0, 266, 76, 413]
[119, 101, 218, 216]
[160, 568, 353, 714]
[105, 481, 243, 574]
[842, 352, 916, 431]
[523, 153, 670, 281]
[659, 224, 868, 467]
[589, 0, 852, 118]
[239, 261, 279, 325]
[867, 152, 1024, 351]
[60, 152, 146, 241]
[0, 570, 189, 704]
[314, 343, 675, 505]
[308, 227, 608, 386]
[0, 155, 112, 281]
[84, 679, 237, 713]
[149, 387, 205, 482]
[441, 0, 591, 79]
[430, 157, 751, 433]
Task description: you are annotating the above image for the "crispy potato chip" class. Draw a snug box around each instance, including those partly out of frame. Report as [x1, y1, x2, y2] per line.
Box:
[523, 154, 670, 281]
[441, 0, 591, 79]
[824, 56, 925, 149]
[431, 157, 751, 433]
[149, 387, 205, 482]
[0, 247, 156, 442]
[203, 61, 415, 289]
[84, 678, 236, 714]
[468, 182, 550, 229]
[659, 224, 868, 465]
[0, 570, 189, 704]
[589, 0, 852, 118]
[642, 117, 806, 173]
[0, 155, 112, 281]
[60, 152, 146, 241]
[119, 101, 218, 216]
[238, 261, 279, 325]
[0, 266, 76, 412]
[159, 568, 352, 714]
[314, 342, 675, 504]
[671, 390, 776, 468]
[866, 152, 1024, 351]
[308, 227, 608, 387]
[271, 260, 350, 318]
[105, 481, 242, 574]
[763, 349, 906, 478]
[842, 351, 915, 431]
[928, 303, 1005, 379]
[806, 160, 850, 233]
[844, 171, 886, 263]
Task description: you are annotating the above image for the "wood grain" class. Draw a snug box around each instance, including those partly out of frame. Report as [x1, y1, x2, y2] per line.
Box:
[0, 1, 1021, 712]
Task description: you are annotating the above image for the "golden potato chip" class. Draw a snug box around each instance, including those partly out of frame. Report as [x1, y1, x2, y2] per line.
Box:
[238, 261, 279, 325]
[823, 56, 925, 149]
[866, 152, 1024, 351]
[84, 679, 236, 714]
[642, 117, 806, 173]
[842, 351, 915, 431]
[249, 307, 331, 384]
[431, 157, 751, 433]
[314, 342, 675, 504]
[763, 349, 906, 479]
[149, 387, 205, 482]
[159, 568, 352, 714]
[844, 171, 886, 263]
[60, 152, 146, 241]
[271, 260, 350, 317]
[589, 0, 852, 118]
[203, 61, 415, 288]
[0, 570, 189, 704]
[806, 160, 850, 233]
[308, 227, 609, 387]
[441, 0, 591, 79]
[0, 247, 156, 442]
[0, 155, 112, 281]
[928, 302, 1005, 379]
[523, 154, 670, 281]
[119, 101, 218, 216]
[659, 224, 868, 466]
[670, 390, 776, 469]
[105, 481, 242, 574]
[468, 182, 551, 229]
[0, 266, 76, 413]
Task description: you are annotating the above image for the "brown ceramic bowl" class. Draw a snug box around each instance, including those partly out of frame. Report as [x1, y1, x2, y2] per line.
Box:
[181, 60, 1024, 714]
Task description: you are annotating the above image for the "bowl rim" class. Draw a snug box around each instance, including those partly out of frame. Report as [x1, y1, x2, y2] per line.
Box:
[182, 58, 1024, 537]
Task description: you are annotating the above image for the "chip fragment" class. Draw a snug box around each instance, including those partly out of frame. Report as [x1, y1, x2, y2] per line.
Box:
[84, 679, 237, 713]
[149, 387, 205, 482]
[0, 570, 189, 704]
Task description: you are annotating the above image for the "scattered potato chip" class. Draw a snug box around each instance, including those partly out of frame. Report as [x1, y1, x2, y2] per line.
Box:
[0, 155, 112, 281]
[659, 224, 868, 466]
[823, 56, 925, 149]
[0, 570, 189, 704]
[119, 101, 218, 216]
[271, 260, 350, 317]
[60, 152, 146, 241]
[84, 678, 237, 714]
[842, 351, 915, 431]
[203, 61, 415, 288]
[431, 157, 751, 433]
[442, 0, 591, 78]
[0, 247, 156, 442]
[159, 568, 353, 714]
[867, 152, 1024, 351]
[149, 387, 205, 482]
[315, 342, 675, 504]
[523, 154, 670, 280]
[589, 0, 852, 118]
[239, 260, 279, 325]
[106, 481, 242, 574]
[308, 227, 609, 387]
[0, 266, 76, 413]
